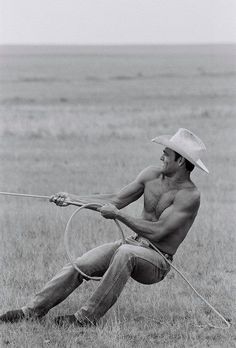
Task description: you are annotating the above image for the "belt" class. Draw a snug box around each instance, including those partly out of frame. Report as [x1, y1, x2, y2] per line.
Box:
[134, 235, 173, 261]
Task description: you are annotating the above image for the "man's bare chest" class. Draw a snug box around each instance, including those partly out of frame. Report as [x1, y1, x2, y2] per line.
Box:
[143, 180, 178, 220]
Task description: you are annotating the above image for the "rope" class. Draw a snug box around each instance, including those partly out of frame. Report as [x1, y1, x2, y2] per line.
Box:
[64, 203, 126, 281]
[0, 191, 85, 207]
[0, 191, 51, 199]
[148, 240, 231, 329]
[0, 191, 231, 329]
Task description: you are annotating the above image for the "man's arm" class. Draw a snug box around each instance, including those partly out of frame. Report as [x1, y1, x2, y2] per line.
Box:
[50, 166, 159, 208]
[101, 189, 200, 242]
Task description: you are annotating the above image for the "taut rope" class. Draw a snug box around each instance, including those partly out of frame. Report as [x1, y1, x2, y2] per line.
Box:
[0, 191, 83, 207]
[0, 191, 51, 200]
[0, 191, 231, 329]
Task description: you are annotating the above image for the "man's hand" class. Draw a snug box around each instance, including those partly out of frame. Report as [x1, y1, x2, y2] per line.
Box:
[100, 204, 119, 219]
[50, 192, 70, 207]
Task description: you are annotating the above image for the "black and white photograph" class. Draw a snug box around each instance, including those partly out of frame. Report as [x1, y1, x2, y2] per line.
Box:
[0, 1, 235, 347]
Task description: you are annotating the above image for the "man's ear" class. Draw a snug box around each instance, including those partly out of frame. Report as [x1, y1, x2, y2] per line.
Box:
[178, 156, 185, 167]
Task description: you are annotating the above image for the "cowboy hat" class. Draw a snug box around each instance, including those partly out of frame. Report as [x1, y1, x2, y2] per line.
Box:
[152, 128, 209, 174]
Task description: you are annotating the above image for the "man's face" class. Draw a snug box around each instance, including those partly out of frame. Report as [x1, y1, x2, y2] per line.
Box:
[160, 147, 179, 175]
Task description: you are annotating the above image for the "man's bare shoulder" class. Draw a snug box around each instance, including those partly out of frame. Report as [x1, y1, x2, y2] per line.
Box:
[136, 166, 162, 185]
[174, 185, 201, 213]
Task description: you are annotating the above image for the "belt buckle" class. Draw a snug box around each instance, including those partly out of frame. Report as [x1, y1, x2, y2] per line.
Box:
[138, 237, 150, 247]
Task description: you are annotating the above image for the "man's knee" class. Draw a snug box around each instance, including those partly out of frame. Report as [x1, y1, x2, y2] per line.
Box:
[113, 244, 136, 263]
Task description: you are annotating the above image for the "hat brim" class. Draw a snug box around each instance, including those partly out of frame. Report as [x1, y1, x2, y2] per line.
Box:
[152, 135, 209, 174]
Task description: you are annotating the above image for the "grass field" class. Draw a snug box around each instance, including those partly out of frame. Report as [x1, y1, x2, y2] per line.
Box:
[0, 45, 236, 347]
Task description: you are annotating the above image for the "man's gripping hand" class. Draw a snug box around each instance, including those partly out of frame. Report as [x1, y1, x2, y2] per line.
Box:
[100, 204, 119, 219]
[50, 192, 71, 207]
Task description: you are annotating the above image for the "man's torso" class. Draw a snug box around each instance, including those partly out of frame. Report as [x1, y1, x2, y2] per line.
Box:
[141, 169, 199, 255]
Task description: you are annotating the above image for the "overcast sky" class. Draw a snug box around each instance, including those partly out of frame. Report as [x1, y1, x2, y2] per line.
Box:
[0, 0, 235, 45]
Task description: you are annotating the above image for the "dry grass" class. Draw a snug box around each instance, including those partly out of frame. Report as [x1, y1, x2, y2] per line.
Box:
[0, 45, 236, 347]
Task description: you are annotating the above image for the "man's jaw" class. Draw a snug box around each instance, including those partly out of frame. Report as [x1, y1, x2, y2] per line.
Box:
[162, 162, 168, 172]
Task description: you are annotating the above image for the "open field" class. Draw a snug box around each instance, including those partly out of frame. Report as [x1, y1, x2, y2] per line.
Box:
[0, 45, 236, 347]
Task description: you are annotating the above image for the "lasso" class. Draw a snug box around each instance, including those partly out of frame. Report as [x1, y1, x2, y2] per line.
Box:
[64, 202, 126, 281]
[0, 191, 231, 329]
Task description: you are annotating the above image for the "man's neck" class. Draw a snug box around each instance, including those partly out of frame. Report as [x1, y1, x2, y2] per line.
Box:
[162, 170, 191, 187]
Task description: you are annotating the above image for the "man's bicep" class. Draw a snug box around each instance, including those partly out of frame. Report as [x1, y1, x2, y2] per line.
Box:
[157, 192, 200, 235]
[114, 179, 144, 208]
[159, 206, 192, 231]
[114, 166, 160, 209]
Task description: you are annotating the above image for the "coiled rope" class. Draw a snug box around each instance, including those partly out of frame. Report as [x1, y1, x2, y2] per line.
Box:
[64, 202, 126, 281]
[0, 191, 231, 329]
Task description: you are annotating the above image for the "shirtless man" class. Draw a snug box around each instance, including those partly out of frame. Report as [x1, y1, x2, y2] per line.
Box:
[0, 128, 208, 326]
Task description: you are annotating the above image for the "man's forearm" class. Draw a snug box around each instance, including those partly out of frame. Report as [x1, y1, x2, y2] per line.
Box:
[116, 211, 162, 241]
[69, 193, 119, 207]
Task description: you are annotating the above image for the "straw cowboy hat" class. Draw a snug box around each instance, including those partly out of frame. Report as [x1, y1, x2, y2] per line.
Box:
[152, 128, 209, 174]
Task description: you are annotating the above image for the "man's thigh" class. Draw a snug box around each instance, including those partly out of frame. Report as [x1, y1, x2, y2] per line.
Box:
[75, 240, 122, 277]
[131, 257, 170, 284]
[124, 243, 171, 284]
